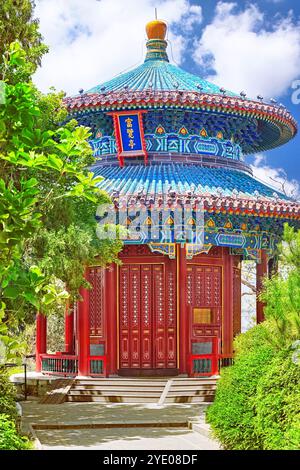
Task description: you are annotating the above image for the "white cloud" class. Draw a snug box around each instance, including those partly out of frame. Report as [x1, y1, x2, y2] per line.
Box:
[33, 0, 202, 95]
[251, 153, 299, 199]
[193, 1, 300, 99]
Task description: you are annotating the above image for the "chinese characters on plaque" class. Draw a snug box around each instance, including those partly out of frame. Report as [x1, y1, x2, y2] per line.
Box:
[109, 111, 148, 166]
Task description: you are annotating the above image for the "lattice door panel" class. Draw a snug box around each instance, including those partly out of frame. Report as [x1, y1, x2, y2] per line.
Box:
[187, 265, 222, 338]
[88, 267, 105, 337]
[140, 265, 153, 368]
[119, 264, 177, 370]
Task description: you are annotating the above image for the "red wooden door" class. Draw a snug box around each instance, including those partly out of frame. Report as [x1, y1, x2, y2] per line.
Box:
[119, 264, 177, 371]
[187, 265, 222, 376]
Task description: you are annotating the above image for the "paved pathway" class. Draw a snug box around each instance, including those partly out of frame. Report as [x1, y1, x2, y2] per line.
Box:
[21, 401, 220, 450]
[36, 427, 219, 450]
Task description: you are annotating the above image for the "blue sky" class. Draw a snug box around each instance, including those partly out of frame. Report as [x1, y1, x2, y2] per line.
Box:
[33, 0, 300, 196]
[178, 0, 300, 193]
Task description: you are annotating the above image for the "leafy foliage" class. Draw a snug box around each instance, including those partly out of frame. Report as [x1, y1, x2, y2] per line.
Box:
[0, 371, 31, 450]
[0, 370, 18, 420]
[0, 414, 31, 450]
[207, 225, 300, 450]
[254, 350, 300, 450]
[261, 225, 300, 348]
[0, 0, 48, 79]
[0, 43, 123, 356]
[206, 324, 275, 450]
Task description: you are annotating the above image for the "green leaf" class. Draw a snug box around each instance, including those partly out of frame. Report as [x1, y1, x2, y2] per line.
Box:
[3, 287, 19, 299]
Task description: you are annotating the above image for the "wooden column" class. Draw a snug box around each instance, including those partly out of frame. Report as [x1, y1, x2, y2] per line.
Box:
[256, 250, 268, 323]
[223, 251, 234, 355]
[178, 244, 188, 374]
[106, 264, 117, 376]
[36, 313, 47, 372]
[77, 272, 90, 376]
[64, 300, 74, 354]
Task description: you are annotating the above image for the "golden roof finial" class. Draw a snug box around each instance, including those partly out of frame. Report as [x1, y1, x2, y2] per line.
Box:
[146, 10, 167, 40]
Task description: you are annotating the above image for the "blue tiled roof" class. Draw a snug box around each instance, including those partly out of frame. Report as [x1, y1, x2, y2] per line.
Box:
[86, 60, 237, 97]
[92, 163, 285, 201]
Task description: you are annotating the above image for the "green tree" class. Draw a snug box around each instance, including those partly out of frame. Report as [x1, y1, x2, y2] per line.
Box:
[261, 224, 300, 349]
[0, 43, 123, 356]
[0, 0, 48, 79]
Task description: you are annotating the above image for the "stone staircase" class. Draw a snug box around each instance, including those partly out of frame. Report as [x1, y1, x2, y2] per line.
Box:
[66, 377, 217, 404]
[164, 378, 216, 404]
[39, 379, 75, 404]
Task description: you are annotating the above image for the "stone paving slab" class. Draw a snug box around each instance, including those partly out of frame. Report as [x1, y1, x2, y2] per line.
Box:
[36, 427, 220, 450]
[20, 401, 220, 450]
[21, 401, 207, 427]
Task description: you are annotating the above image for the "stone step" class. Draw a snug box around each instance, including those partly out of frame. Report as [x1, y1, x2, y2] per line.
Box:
[76, 377, 169, 380]
[71, 386, 165, 392]
[66, 377, 218, 404]
[165, 396, 214, 404]
[67, 395, 160, 403]
[167, 390, 215, 397]
[39, 379, 74, 405]
[171, 380, 217, 386]
[170, 384, 216, 390]
[68, 390, 163, 397]
[75, 380, 168, 386]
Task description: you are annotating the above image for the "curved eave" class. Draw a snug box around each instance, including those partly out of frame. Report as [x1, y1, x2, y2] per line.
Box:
[107, 193, 300, 221]
[109, 196, 300, 220]
[93, 163, 300, 220]
[65, 90, 297, 153]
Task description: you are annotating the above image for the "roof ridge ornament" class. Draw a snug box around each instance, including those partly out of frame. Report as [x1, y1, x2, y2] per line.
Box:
[145, 18, 169, 62]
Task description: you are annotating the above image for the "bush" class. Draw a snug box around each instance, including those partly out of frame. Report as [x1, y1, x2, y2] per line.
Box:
[207, 322, 300, 450]
[0, 414, 31, 450]
[0, 371, 32, 450]
[254, 349, 300, 450]
[206, 323, 275, 450]
[0, 370, 18, 420]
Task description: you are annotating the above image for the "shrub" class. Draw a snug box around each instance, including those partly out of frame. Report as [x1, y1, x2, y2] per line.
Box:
[254, 349, 300, 450]
[0, 414, 31, 450]
[207, 322, 300, 450]
[206, 323, 275, 450]
[0, 370, 18, 420]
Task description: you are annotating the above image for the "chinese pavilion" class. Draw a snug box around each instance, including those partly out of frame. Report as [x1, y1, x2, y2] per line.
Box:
[36, 19, 300, 378]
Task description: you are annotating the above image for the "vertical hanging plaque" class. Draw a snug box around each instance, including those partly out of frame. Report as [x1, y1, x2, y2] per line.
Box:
[109, 110, 148, 166]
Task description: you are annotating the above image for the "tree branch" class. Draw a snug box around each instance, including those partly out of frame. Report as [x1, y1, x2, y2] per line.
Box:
[242, 278, 256, 293]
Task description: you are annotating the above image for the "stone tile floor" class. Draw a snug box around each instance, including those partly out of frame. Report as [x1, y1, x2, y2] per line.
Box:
[21, 401, 220, 450]
[36, 427, 219, 450]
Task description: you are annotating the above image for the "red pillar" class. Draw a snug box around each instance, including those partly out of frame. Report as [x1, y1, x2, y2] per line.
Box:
[36, 313, 47, 372]
[77, 272, 90, 376]
[106, 264, 117, 376]
[268, 256, 278, 278]
[223, 251, 234, 355]
[256, 250, 268, 323]
[64, 300, 74, 354]
[178, 244, 188, 374]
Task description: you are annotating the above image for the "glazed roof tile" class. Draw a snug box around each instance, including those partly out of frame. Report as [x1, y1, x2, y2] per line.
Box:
[86, 60, 237, 96]
[93, 163, 283, 200]
[92, 163, 300, 218]
[65, 21, 297, 154]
